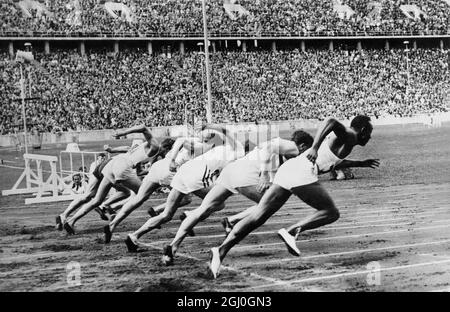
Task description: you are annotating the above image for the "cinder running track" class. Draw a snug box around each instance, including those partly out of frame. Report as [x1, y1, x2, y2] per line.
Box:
[1, 123, 449, 291]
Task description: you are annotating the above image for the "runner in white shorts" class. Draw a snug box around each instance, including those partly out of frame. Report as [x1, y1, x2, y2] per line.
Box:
[104, 129, 220, 244]
[55, 152, 131, 230]
[125, 125, 245, 258]
[63, 124, 174, 235]
[209, 115, 380, 278]
[161, 130, 314, 264]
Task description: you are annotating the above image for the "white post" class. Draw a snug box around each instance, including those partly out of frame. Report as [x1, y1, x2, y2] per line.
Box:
[179, 41, 185, 55]
[28, 68, 32, 98]
[147, 41, 153, 55]
[242, 41, 247, 52]
[79, 41, 86, 56]
[404, 41, 410, 101]
[81, 153, 85, 174]
[20, 65, 28, 154]
[8, 42, 14, 58]
[44, 41, 50, 55]
[201, 0, 212, 123]
[200, 58, 205, 99]
[406, 51, 409, 97]
[357, 41, 362, 51]
[184, 100, 188, 126]
[25, 157, 31, 188]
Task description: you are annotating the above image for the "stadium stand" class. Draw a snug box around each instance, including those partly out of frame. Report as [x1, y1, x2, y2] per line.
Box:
[1, 47, 448, 134]
[0, 0, 448, 37]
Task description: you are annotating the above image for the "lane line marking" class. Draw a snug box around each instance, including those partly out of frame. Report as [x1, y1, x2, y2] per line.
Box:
[245, 258, 450, 291]
[246, 238, 450, 267]
[232, 222, 450, 251]
[131, 216, 450, 248]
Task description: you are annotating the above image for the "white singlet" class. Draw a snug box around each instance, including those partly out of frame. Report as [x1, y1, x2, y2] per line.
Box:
[145, 137, 200, 186]
[101, 143, 156, 184]
[216, 138, 290, 194]
[273, 134, 343, 190]
[315, 133, 343, 174]
[125, 143, 153, 168]
[195, 143, 245, 173]
[171, 142, 245, 194]
[165, 137, 200, 167]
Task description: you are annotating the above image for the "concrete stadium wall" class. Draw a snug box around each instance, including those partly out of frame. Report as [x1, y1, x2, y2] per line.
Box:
[1, 112, 449, 148]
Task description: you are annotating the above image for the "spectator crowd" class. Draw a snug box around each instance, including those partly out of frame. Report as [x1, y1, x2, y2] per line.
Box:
[1, 46, 448, 135]
[0, 0, 448, 37]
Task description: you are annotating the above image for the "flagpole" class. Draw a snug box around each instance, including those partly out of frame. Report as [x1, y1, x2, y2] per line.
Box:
[201, 0, 213, 124]
[20, 64, 29, 154]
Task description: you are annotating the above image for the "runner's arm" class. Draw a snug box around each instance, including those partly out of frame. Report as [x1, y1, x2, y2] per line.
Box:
[259, 138, 298, 172]
[334, 159, 380, 170]
[169, 138, 188, 160]
[165, 137, 193, 172]
[182, 137, 213, 156]
[308, 118, 348, 163]
[113, 124, 153, 143]
[202, 124, 239, 150]
[257, 138, 298, 192]
[104, 145, 130, 154]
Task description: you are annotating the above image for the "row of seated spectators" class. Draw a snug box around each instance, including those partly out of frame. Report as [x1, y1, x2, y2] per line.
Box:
[0, 47, 448, 135]
[0, 0, 448, 36]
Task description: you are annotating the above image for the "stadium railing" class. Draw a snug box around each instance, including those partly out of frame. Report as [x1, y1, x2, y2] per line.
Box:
[0, 29, 449, 38]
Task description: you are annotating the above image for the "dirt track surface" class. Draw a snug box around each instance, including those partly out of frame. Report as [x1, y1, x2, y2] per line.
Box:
[1, 123, 450, 292]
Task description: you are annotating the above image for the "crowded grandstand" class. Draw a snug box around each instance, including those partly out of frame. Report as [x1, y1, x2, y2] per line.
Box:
[1, 1, 449, 135]
[1, 47, 449, 134]
[0, 0, 449, 36]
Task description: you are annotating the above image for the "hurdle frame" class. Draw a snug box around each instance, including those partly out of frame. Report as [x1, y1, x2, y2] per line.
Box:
[2, 153, 67, 204]
[59, 150, 104, 181]
[1, 150, 108, 204]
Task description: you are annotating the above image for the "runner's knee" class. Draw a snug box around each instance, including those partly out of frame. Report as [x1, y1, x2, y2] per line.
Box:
[130, 195, 146, 207]
[326, 208, 340, 223]
[78, 195, 91, 204]
[182, 196, 192, 205]
[160, 210, 175, 222]
[246, 212, 266, 228]
[204, 201, 224, 215]
[91, 197, 104, 207]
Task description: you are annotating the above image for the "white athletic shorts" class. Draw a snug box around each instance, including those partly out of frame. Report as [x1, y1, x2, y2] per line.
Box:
[170, 160, 219, 194]
[273, 153, 319, 190]
[101, 156, 138, 184]
[145, 158, 175, 186]
[216, 158, 277, 194]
